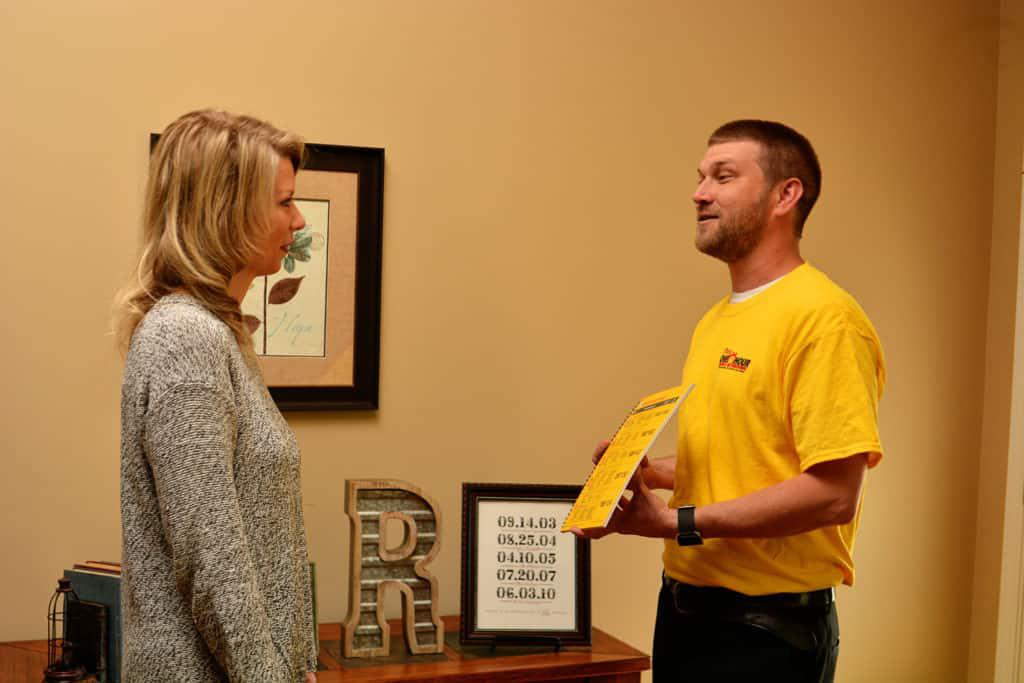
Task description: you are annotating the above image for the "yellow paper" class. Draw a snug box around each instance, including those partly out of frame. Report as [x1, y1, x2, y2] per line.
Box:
[562, 384, 695, 531]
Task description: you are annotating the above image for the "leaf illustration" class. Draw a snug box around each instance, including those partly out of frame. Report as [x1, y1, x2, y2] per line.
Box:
[282, 254, 295, 273]
[269, 276, 304, 304]
[243, 314, 262, 334]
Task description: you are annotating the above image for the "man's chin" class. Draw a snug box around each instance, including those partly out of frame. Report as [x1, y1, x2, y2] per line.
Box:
[695, 237, 725, 260]
[696, 238, 747, 264]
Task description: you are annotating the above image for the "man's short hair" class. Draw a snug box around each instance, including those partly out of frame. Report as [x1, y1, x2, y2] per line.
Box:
[708, 120, 821, 237]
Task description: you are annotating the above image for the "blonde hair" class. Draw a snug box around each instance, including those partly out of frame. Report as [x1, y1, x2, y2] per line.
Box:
[114, 109, 304, 354]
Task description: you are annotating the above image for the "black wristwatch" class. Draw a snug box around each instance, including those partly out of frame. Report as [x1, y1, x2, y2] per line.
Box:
[676, 505, 703, 546]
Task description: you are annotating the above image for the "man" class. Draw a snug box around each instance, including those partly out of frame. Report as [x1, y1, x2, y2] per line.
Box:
[575, 120, 884, 682]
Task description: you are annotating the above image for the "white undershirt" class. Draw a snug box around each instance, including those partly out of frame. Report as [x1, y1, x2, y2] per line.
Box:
[729, 274, 786, 304]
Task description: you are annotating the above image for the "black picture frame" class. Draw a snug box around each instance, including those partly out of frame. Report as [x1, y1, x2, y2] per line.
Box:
[268, 143, 384, 411]
[460, 483, 591, 647]
[149, 135, 384, 411]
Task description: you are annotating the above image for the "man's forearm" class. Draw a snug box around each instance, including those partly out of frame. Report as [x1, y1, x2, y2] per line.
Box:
[592, 454, 868, 543]
[692, 454, 868, 539]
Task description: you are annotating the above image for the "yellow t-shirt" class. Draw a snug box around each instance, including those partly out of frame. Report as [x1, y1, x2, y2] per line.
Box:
[664, 263, 885, 594]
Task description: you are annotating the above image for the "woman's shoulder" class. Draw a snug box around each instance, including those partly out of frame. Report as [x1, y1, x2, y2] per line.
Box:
[125, 295, 238, 389]
[138, 294, 229, 336]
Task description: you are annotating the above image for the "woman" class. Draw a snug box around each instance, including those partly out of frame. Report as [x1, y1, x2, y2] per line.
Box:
[115, 110, 318, 682]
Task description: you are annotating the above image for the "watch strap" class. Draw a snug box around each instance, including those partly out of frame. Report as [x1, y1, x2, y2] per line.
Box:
[676, 505, 703, 546]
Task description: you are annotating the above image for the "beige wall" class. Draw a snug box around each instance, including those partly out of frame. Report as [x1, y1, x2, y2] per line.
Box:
[0, 1, 1005, 681]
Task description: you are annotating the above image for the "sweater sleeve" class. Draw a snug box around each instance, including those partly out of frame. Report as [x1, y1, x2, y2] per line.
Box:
[144, 382, 291, 682]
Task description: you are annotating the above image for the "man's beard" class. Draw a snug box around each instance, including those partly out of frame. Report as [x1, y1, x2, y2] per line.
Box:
[695, 195, 771, 263]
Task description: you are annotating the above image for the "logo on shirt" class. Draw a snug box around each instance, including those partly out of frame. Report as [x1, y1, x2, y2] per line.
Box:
[719, 348, 751, 373]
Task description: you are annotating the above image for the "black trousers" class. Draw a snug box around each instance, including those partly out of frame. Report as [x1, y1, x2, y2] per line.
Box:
[652, 577, 840, 682]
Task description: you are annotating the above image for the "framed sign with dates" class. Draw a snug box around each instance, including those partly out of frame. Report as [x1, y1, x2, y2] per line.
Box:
[460, 483, 591, 646]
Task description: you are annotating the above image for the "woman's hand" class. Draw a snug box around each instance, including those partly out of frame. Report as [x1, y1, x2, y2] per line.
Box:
[304, 672, 317, 683]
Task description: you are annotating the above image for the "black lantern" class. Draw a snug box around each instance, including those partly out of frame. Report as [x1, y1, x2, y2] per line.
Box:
[43, 577, 87, 682]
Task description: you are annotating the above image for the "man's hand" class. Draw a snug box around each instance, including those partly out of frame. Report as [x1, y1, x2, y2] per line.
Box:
[305, 672, 317, 683]
[570, 468, 675, 541]
[592, 440, 675, 490]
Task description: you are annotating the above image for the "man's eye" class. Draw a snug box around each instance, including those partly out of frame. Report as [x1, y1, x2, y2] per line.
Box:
[717, 175, 732, 182]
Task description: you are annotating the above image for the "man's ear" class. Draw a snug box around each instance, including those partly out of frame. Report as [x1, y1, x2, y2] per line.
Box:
[773, 178, 804, 217]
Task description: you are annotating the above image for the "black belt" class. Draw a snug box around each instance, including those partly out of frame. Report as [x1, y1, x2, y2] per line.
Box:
[663, 574, 835, 610]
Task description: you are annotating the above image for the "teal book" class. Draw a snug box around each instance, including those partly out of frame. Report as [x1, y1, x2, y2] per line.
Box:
[65, 569, 121, 683]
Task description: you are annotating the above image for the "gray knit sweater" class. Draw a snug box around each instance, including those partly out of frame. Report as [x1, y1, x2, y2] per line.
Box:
[120, 295, 316, 682]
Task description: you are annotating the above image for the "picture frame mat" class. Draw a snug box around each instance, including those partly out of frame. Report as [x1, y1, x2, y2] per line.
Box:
[473, 497, 577, 632]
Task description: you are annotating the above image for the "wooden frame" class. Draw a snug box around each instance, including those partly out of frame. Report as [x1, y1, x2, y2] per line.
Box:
[148, 136, 384, 411]
[460, 483, 591, 646]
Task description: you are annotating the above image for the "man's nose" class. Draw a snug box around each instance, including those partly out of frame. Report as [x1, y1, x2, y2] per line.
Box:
[692, 181, 711, 205]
